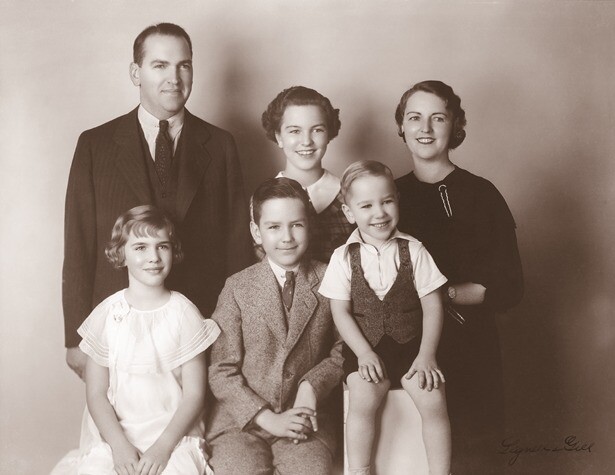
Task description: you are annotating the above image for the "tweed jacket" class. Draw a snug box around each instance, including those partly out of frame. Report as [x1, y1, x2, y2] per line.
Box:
[207, 259, 343, 450]
[62, 107, 253, 348]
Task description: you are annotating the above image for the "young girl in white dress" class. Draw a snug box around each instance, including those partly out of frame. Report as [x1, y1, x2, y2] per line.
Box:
[53, 205, 219, 475]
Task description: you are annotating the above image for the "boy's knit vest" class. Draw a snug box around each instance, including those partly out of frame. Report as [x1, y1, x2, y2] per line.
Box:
[349, 239, 422, 347]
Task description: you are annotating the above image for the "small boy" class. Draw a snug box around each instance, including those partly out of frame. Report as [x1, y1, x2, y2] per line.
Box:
[319, 161, 452, 475]
[207, 177, 344, 475]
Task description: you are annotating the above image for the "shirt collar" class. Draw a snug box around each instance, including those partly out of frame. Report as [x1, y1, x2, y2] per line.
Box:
[341, 227, 414, 254]
[138, 105, 184, 140]
[275, 170, 340, 214]
[267, 258, 300, 287]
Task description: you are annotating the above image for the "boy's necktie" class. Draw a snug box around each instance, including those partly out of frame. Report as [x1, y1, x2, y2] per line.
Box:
[282, 271, 295, 311]
[155, 120, 172, 187]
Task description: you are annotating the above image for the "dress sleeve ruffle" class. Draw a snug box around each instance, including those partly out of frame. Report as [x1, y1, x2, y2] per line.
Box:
[113, 294, 221, 374]
[77, 294, 122, 367]
[158, 302, 221, 372]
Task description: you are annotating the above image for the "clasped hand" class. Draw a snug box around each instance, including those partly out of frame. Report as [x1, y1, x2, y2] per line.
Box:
[257, 380, 319, 443]
[256, 406, 316, 441]
[112, 440, 172, 475]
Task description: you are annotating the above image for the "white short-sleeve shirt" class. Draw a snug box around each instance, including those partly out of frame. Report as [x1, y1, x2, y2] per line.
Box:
[319, 228, 447, 301]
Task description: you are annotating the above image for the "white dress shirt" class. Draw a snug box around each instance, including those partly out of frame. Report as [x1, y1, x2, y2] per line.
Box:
[137, 105, 184, 160]
[319, 228, 447, 301]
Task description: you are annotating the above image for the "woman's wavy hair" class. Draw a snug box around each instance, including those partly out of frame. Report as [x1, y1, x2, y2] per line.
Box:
[261, 86, 341, 143]
[105, 205, 183, 268]
[394, 80, 467, 149]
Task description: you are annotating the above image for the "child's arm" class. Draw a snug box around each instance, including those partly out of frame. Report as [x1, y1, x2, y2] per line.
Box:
[404, 289, 446, 391]
[208, 281, 275, 428]
[292, 324, 344, 434]
[330, 299, 385, 384]
[292, 380, 319, 433]
[85, 356, 139, 475]
[136, 352, 207, 474]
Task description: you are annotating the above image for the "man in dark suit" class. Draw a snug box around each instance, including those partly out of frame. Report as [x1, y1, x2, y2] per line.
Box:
[63, 23, 253, 378]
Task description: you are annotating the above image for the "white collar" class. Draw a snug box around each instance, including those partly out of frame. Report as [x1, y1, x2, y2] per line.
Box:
[275, 170, 340, 214]
[341, 227, 416, 254]
[267, 258, 300, 287]
[138, 105, 184, 140]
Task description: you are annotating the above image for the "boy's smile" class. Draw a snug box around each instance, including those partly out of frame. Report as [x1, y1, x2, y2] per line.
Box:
[342, 175, 399, 249]
[251, 197, 309, 270]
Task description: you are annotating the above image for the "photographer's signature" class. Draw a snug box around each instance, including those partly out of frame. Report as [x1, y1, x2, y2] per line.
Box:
[498, 435, 594, 465]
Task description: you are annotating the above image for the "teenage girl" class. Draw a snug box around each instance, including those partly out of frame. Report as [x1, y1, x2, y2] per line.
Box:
[261, 86, 355, 263]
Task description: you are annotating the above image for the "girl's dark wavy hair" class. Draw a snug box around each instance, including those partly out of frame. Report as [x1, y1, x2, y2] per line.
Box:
[261, 86, 341, 143]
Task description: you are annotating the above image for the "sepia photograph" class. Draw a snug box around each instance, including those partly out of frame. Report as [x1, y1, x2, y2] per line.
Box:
[1, 1, 613, 474]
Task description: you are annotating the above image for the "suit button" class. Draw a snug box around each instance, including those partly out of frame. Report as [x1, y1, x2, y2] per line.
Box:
[284, 371, 294, 379]
[161, 192, 167, 198]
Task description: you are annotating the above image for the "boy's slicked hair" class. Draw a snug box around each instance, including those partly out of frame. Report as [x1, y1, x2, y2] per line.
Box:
[133, 22, 192, 66]
[340, 160, 396, 203]
[250, 177, 315, 226]
[105, 205, 183, 268]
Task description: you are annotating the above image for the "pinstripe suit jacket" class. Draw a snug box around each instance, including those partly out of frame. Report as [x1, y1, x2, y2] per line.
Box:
[207, 259, 343, 451]
[62, 107, 253, 347]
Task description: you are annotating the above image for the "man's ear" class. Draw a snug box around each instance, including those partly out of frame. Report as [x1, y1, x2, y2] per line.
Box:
[341, 203, 356, 224]
[249, 221, 263, 245]
[129, 62, 141, 86]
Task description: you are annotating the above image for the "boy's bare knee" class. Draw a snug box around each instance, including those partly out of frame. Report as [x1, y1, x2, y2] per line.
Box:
[402, 378, 447, 414]
[347, 372, 390, 413]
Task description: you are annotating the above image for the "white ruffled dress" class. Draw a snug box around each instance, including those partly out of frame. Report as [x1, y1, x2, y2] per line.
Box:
[51, 290, 219, 475]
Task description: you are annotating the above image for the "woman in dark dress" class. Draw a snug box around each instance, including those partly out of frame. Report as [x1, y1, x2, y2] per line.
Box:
[394, 80, 523, 472]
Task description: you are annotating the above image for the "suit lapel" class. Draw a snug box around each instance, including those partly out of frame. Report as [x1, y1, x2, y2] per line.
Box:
[285, 261, 319, 352]
[252, 261, 289, 343]
[175, 110, 212, 222]
[112, 108, 152, 204]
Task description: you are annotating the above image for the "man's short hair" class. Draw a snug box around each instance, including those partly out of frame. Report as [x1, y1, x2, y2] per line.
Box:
[133, 23, 193, 65]
[340, 160, 396, 203]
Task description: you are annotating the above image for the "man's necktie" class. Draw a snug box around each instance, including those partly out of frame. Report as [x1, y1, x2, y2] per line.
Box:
[155, 120, 172, 187]
[282, 271, 295, 312]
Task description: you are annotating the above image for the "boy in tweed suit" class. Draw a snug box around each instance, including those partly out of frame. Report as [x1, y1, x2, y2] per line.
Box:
[207, 177, 343, 475]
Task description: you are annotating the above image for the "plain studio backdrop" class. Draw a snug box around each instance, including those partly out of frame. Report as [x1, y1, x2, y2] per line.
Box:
[1, 1, 614, 474]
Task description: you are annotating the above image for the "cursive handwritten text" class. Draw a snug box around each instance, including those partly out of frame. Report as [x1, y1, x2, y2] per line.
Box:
[498, 435, 594, 465]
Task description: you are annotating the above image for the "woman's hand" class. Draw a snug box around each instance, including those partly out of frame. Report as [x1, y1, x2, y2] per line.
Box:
[405, 354, 445, 391]
[111, 441, 140, 475]
[136, 442, 173, 475]
[255, 407, 315, 440]
[357, 350, 386, 383]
